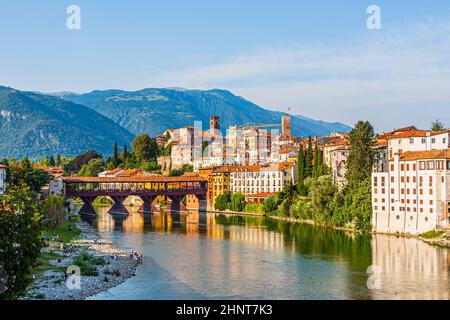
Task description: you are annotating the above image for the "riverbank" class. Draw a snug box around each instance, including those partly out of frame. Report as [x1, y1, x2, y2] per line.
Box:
[218, 210, 450, 248]
[23, 218, 139, 300]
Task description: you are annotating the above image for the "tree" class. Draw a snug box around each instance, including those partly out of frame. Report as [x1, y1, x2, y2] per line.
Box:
[48, 155, 55, 167]
[214, 194, 231, 211]
[77, 158, 106, 177]
[113, 142, 119, 167]
[229, 193, 246, 212]
[304, 175, 337, 225]
[297, 144, 308, 196]
[263, 196, 277, 213]
[346, 121, 376, 189]
[0, 186, 45, 299]
[305, 137, 313, 178]
[122, 145, 129, 162]
[431, 119, 447, 131]
[317, 150, 325, 177]
[55, 155, 62, 167]
[9, 159, 51, 193]
[313, 147, 320, 178]
[131, 134, 158, 163]
[43, 195, 67, 226]
[64, 151, 101, 174]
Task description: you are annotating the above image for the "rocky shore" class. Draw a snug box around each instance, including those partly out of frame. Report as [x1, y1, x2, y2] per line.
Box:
[23, 220, 139, 300]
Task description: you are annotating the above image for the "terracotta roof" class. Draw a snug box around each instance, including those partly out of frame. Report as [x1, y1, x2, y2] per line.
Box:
[279, 148, 297, 155]
[182, 172, 199, 177]
[246, 192, 275, 198]
[263, 162, 296, 171]
[380, 128, 449, 140]
[117, 169, 143, 176]
[212, 165, 261, 173]
[375, 139, 388, 146]
[398, 149, 450, 161]
[105, 168, 123, 175]
[63, 176, 207, 183]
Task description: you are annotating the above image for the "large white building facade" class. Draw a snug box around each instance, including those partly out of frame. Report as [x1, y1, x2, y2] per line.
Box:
[372, 149, 450, 234]
[230, 162, 297, 196]
[372, 128, 450, 234]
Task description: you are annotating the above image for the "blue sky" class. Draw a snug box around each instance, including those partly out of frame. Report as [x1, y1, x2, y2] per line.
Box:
[1, 1, 450, 131]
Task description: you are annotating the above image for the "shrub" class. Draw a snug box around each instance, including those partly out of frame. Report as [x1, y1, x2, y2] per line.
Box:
[214, 194, 231, 211]
[290, 198, 313, 220]
[72, 252, 104, 276]
[244, 203, 264, 214]
[420, 230, 444, 239]
[229, 193, 246, 212]
[263, 196, 277, 213]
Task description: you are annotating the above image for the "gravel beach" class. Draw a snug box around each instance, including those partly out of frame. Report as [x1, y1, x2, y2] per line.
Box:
[24, 219, 139, 300]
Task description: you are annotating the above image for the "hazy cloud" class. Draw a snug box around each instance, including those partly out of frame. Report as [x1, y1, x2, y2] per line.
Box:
[150, 20, 450, 131]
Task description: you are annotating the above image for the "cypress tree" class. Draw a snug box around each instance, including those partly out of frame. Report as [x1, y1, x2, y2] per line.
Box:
[49, 155, 55, 167]
[317, 149, 324, 177]
[297, 144, 307, 196]
[123, 145, 128, 161]
[313, 147, 319, 178]
[346, 121, 376, 189]
[56, 154, 61, 167]
[113, 142, 118, 166]
[305, 137, 313, 178]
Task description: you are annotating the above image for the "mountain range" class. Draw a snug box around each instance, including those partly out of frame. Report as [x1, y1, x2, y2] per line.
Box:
[58, 88, 351, 137]
[0, 86, 351, 159]
[0, 86, 134, 159]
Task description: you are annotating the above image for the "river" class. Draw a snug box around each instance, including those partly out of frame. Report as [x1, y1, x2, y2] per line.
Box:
[82, 206, 450, 300]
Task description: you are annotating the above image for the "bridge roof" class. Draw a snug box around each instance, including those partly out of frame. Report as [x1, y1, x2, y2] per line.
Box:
[63, 176, 207, 183]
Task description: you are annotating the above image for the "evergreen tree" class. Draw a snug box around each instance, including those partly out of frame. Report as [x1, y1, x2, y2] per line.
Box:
[346, 121, 376, 189]
[313, 147, 320, 178]
[317, 149, 324, 177]
[48, 155, 55, 167]
[113, 142, 118, 166]
[123, 145, 129, 161]
[431, 119, 446, 131]
[304, 137, 313, 178]
[56, 154, 61, 167]
[297, 144, 307, 196]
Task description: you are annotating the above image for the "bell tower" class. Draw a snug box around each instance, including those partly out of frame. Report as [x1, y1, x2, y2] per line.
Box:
[210, 116, 220, 137]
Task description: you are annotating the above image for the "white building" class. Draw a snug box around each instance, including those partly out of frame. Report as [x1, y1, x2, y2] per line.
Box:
[98, 168, 125, 177]
[48, 175, 64, 196]
[330, 146, 350, 190]
[0, 164, 6, 195]
[383, 129, 450, 159]
[372, 150, 450, 234]
[230, 162, 297, 196]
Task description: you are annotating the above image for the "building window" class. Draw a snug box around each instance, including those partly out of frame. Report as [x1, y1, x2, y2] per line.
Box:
[409, 138, 414, 144]
[419, 162, 426, 170]
[427, 161, 435, 170]
[421, 138, 426, 144]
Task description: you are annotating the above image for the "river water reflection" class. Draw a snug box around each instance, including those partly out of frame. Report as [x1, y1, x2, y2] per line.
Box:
[83, 206, 449, 300]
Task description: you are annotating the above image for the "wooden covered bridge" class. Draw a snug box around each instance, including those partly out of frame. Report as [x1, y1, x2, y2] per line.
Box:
[63, 175, 208, 216]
